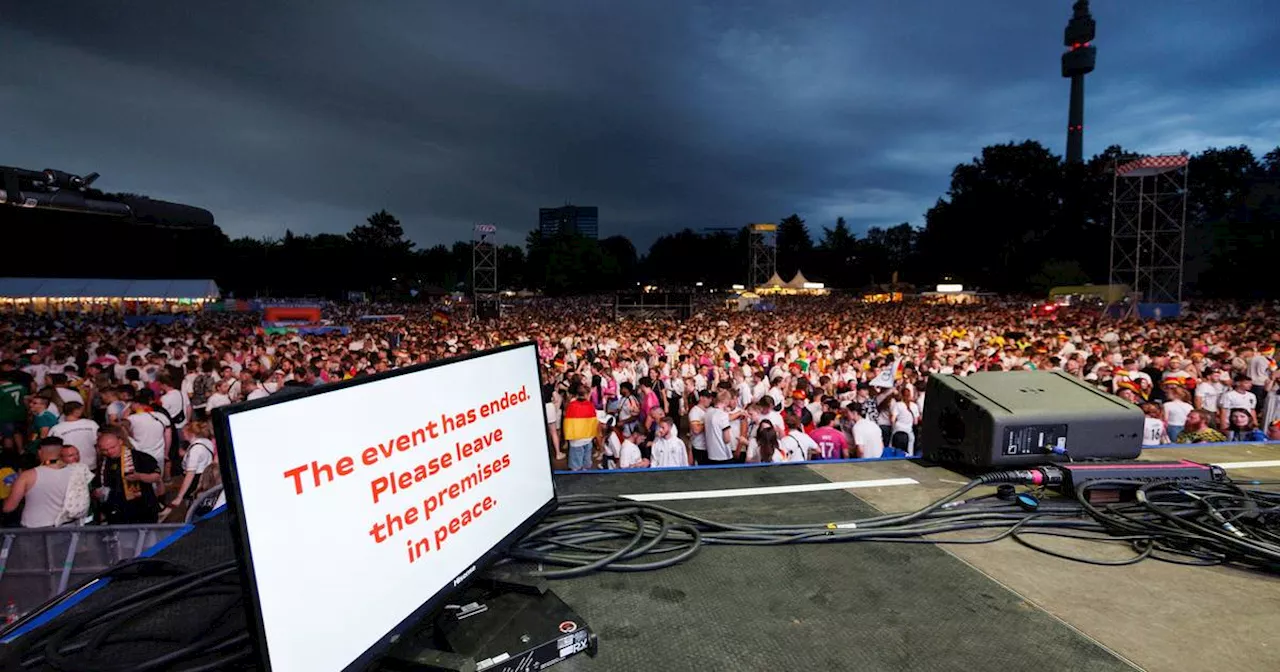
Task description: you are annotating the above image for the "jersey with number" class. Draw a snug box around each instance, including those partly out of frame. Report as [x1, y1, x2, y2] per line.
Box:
[0, 381, 25, 423]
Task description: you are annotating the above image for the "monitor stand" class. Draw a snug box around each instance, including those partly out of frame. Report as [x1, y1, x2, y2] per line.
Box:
[377, 568, 598, 672]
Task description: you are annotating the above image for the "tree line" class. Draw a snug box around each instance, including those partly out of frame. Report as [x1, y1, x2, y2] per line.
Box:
[3, 141, 1277, 298]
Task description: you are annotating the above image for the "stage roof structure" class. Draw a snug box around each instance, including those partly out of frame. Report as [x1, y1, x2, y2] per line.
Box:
[0, 278, 220, 301]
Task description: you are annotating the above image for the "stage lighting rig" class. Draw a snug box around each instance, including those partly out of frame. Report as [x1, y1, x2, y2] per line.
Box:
[1, 164, 215, 227]
[1, 164, 129, 216]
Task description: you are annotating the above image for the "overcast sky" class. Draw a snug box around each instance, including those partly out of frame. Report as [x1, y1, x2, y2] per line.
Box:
[2, 1, 1277, 248]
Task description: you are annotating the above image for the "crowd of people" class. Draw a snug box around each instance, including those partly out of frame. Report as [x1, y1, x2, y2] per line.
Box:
[1, 295, 1278, 527]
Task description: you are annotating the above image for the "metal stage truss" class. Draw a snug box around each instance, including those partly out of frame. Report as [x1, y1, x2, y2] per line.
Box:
[1109, 154, 1189, 306]
[614, 292, 693, 321]
[748, 223, 778, 290]
[472, 223, 500, 320]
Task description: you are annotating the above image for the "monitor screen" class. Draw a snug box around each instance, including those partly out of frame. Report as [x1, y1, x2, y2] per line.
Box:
[214, 342, 557, 672]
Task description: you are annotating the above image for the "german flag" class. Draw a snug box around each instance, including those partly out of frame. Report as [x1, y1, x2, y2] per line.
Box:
[562, 399, 599, 442]
[431, 309, 449, 324]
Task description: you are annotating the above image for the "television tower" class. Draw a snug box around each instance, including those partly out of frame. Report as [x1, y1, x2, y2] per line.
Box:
[1061, 1, 1096, 164]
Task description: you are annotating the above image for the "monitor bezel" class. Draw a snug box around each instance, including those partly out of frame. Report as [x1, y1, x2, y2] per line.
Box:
[212, 341, 558, 672]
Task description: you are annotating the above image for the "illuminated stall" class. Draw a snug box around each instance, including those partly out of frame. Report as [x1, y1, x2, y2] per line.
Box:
[0, 278, 220, 314]
[919, 284, 984, 304]
[755, 271, 829, 296]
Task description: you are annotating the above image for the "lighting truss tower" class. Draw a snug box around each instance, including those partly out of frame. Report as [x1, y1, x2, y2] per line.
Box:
[1062, 1, 1097, 164]
[1109, 154, 1190, 306]
[472, 223, 499, 319]
[748, 223, 777, 290]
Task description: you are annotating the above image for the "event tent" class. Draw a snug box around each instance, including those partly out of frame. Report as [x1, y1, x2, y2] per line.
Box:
[785, 271, 813, 289]
[0, 277, 220, 313]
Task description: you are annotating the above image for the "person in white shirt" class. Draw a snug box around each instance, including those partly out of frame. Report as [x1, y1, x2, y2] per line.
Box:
[23, 355, 51, 390]
[1218, 374, 1258, 428]
[1195, 371, 1227, 423]
[649, 417, 690, 467]
[777, 415, 816, 462]
[703, 390, 737, 464]
[618, 431, 649, 469]
[1142, 403, 1170, 446]
[49, 402, 99, 471]
[889, 389, 920, 457]
[687, 390, 712, 464]
[165, 421, 218, 516]
[126, 399, 172, 475]
[601, 419, 622, 469]
[1162, 386, 1194, 442]
[244, 379, 270, 401]
[158, 375, 191, 430]
[206, 380, 233, 414]
[846, 405, 885, 459]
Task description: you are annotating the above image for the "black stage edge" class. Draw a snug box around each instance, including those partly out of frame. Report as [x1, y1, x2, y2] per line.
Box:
[6, 466, 1136, 671]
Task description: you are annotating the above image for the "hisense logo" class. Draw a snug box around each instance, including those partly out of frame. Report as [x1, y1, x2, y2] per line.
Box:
[453, 565, 476, 587]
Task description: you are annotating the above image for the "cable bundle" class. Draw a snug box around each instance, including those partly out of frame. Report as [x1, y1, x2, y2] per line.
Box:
[508, 476, 1280, 577]
[1072, 479, 1280, 571]
[0, 558, 252, 672]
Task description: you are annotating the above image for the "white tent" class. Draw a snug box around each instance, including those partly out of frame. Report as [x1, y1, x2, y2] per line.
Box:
[786, 271, 812, 289]
[0, 278, 220, 300]
[760, 272, 786, 288]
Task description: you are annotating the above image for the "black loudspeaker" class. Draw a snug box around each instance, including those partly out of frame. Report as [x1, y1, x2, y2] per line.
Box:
[919, 371, 1144, 468]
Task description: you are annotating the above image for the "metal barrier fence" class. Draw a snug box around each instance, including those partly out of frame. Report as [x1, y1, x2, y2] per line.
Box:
[0, 524, 186, 615]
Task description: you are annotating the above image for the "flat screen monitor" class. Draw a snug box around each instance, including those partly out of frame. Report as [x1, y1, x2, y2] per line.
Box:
[213, 342, 557, 672]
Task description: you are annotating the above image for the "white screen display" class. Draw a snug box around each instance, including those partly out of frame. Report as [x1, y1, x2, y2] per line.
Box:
[219, 343, 555, 672]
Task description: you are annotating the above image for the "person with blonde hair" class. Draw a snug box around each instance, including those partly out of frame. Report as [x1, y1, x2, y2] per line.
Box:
[163, 421, 219, 519]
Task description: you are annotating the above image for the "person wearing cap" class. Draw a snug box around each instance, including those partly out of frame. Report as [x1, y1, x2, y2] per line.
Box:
[782, 389, 814, 433]
[93, 425, 162, 524]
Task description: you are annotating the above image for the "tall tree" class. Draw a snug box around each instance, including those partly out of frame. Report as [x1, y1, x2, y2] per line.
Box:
[776, 213, 813, 280]
[349, 209, 413, 252]
[817, 217, 858, 287]
[599, 235, 639, 289]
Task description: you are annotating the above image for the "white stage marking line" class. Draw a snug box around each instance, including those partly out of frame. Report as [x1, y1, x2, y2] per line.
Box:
[621, 477, 920, 502]
[1213, 460, 1280, 470]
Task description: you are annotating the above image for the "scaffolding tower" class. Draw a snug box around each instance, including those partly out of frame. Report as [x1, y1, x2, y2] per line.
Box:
[472, 223, 500, 319]
[1109, 154, 1189, 307]
[748, 223, 778, 290]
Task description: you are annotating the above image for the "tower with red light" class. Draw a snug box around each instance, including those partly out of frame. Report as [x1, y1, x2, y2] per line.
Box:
[1061, 1, 1096, 164]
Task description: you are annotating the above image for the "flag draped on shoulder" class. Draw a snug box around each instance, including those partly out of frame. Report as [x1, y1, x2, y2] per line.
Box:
[562, 399, 599, 442]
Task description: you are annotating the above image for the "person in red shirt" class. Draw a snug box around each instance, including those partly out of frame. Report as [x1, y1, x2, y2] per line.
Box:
[808, 412, 848, 459]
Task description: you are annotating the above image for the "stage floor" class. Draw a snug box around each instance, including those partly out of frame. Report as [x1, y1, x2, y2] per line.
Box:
[10, 444, 1277, 671]
[554, 444, 1280, 672]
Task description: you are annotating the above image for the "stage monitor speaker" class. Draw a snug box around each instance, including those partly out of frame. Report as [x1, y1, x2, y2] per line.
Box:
[919, 370, 1143, 468]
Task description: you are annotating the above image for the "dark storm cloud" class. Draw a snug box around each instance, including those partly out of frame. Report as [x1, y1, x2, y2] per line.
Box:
[2, 1, 1277, 248]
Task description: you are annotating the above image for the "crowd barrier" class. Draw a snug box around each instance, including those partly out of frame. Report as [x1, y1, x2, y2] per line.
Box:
[0, 524, 185, 615]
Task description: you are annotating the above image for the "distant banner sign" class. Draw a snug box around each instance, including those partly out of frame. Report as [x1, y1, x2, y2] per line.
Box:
[261, 325, 351, 336]
[474, 223, 497, 234]
[358, 314, 406, 322]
